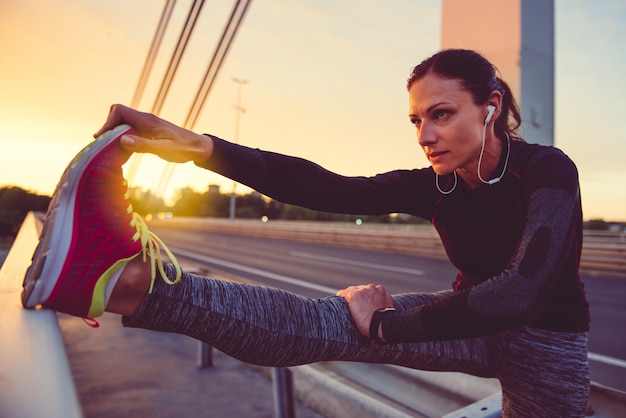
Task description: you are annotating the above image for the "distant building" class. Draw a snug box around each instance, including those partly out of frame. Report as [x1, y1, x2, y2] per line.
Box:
[442, 0, 554, 146]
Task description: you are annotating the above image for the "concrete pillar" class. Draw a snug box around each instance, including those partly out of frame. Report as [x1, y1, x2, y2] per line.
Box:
[441, 0, 554, 145]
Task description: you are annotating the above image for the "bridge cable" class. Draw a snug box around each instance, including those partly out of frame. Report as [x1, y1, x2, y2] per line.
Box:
[126, 0, 178, 185]
[152, 0, 253, 207]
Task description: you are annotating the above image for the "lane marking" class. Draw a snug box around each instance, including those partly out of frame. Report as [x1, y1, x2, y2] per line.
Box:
[171, 246, 337, 294]
[586, 295, 626, 307]
[290, 251, 425, 275]
[588, 352, 626, 369]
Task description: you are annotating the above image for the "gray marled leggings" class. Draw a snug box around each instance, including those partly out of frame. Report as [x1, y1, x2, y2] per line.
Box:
[123, 265, 590, 417]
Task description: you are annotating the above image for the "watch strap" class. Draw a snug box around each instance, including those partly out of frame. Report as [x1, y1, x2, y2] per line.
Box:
[369, 307, 396, 343]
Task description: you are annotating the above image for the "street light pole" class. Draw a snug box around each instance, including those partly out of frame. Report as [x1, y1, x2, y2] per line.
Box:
[230, 77, 248, 222]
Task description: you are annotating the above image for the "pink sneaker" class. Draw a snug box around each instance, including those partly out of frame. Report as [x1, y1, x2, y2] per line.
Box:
[22, 124, 181, 319]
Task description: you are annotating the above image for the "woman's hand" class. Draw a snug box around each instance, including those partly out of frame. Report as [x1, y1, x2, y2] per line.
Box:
[94, 104, 213, 164]
[337, 284, 394, 340]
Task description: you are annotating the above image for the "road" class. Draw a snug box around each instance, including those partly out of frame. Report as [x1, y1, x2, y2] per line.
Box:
[150, 225, 626, 392]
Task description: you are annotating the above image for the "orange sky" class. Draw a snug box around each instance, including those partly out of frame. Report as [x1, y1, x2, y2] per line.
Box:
[1, 0, 625, 221]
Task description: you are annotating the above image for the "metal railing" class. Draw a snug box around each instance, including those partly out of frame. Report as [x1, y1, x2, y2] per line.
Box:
[0, 213, 82, 418]
[199, 341, 296, 417]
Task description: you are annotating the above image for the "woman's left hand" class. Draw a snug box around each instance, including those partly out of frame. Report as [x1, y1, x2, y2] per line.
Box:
[93, 104, 214, 164]
[337, 284, 394, 339]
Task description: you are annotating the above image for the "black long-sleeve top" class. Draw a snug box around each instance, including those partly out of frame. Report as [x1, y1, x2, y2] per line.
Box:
[196, 135, 590, 343]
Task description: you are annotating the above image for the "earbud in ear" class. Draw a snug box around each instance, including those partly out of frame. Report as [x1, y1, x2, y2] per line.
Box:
[485, 105, 496, 124]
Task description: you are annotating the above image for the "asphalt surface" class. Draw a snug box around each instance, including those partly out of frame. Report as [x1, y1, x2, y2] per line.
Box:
[57, 312, 324, 418]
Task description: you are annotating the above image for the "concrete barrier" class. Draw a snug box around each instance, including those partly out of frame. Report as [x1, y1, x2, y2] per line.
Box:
[149, 217, 626, 277]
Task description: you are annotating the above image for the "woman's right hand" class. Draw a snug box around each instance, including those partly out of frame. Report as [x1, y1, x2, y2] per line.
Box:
[94, 104, 214, 164]
[336, 284, 395, 340]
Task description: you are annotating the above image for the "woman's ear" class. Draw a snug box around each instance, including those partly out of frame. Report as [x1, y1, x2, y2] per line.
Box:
[486, 90, 504, 122]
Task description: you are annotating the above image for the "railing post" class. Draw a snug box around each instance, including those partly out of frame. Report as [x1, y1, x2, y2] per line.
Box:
[197, 341, 213, 368]
[272, 367, 296, 418]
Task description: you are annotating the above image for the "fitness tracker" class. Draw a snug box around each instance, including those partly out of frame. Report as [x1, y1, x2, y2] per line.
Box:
[369, 307, 397, 343]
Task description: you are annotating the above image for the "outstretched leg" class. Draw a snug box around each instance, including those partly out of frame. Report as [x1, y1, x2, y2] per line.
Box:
[123, 263, 496, 376]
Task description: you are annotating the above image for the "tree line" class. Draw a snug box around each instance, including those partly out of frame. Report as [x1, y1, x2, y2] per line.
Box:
[0, 187, 51, 236]
[1, 185, 621, 239]
[129, 185, 425, 224]
[0, 185, 423, 238]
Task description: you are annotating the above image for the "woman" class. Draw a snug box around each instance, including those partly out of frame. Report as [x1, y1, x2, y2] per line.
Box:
[23, 49, 590, 417]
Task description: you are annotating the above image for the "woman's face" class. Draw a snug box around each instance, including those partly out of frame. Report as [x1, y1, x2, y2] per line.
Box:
[408, 73, 486, 177]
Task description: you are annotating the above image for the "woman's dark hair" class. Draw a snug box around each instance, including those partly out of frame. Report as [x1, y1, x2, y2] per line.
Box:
[407, 49, 522, 140]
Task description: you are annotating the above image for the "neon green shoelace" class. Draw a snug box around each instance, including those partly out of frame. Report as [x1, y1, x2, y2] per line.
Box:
[130, 210, 182, 293]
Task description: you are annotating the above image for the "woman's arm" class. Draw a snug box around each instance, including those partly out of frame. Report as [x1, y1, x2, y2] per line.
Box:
[96, 104, 435, 217]
[197, 135, 433, 215]
[344, 151, 586, 343]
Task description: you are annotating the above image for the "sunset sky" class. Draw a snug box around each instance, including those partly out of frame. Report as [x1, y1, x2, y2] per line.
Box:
[1, 0, 625, 221]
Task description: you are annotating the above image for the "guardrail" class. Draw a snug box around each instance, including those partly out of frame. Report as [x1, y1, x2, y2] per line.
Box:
[148, 217, 626, 277]
[0, 213, 82, 418]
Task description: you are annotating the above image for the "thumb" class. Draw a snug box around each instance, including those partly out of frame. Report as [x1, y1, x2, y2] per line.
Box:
[119, 133, 176, 162]
[119, 134, 147, 151]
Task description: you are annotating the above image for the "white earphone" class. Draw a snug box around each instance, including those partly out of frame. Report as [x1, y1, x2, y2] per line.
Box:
[477, 104, 510, 185]
[436, 104, 506, 194]
[485, 105, 496, 124]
